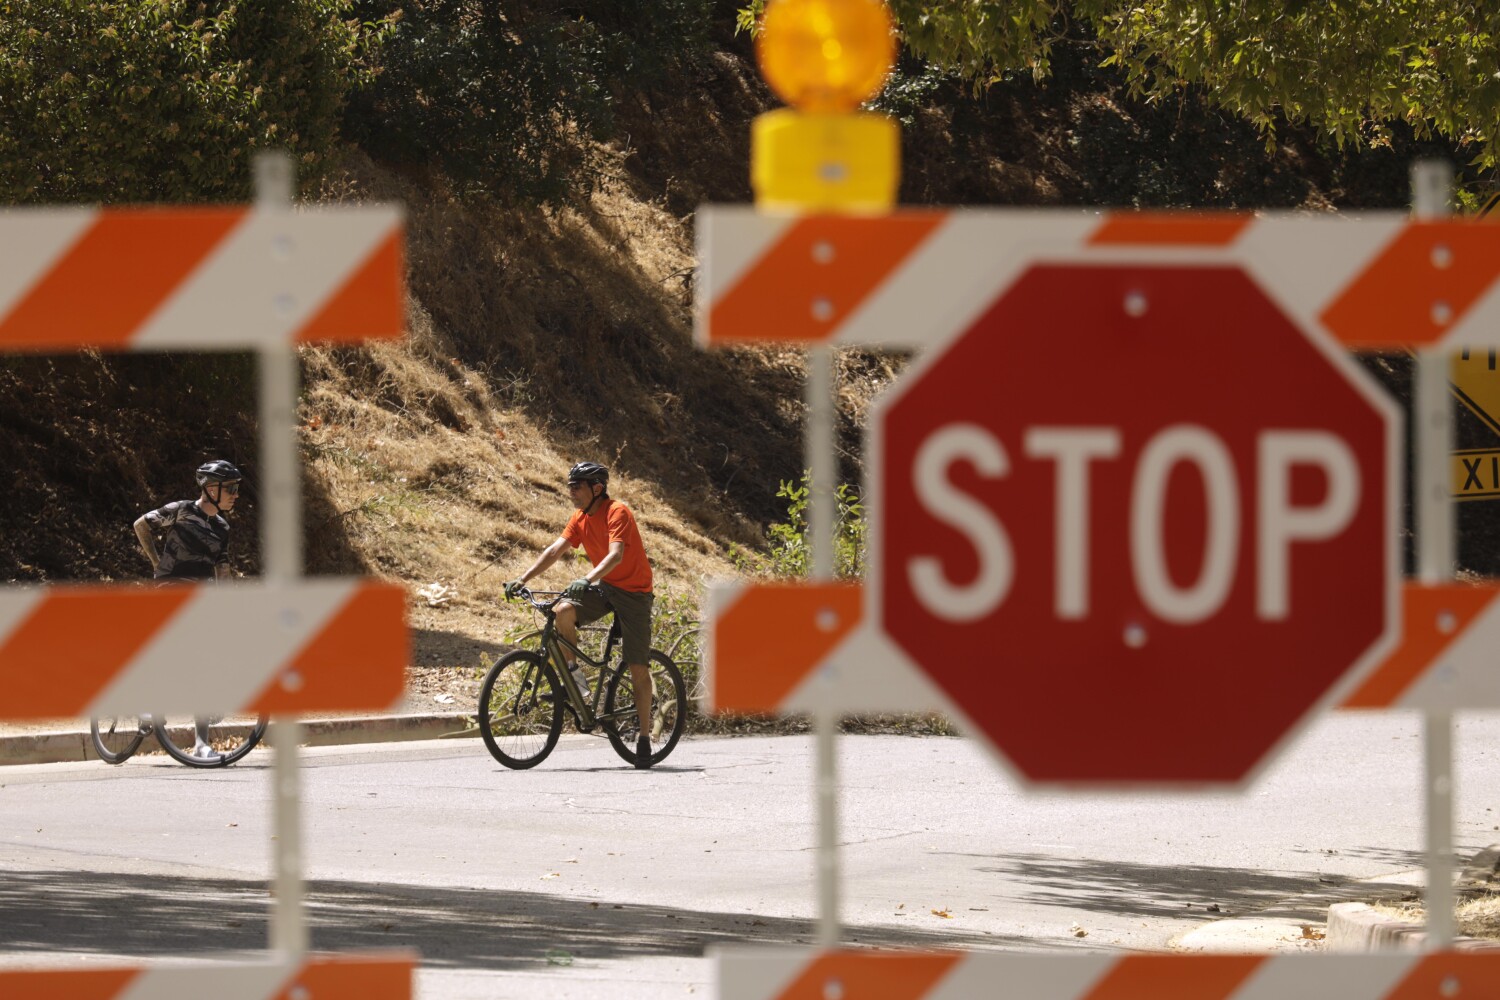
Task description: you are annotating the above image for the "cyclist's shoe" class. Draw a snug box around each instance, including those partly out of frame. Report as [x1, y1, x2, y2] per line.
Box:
[635, 734, 652, 769]
[191, 743, 222, 762]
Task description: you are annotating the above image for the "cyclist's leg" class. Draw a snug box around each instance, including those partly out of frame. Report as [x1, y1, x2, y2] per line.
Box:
[554, 600, 580, 653]
[602, 649, 686, 766]
[606, 586, 656, 747]
[192, 717, 220, 760]
[559, 588, 611, 661]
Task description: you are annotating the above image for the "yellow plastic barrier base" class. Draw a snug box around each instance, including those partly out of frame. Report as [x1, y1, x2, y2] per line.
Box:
[751, 109, 899, 213]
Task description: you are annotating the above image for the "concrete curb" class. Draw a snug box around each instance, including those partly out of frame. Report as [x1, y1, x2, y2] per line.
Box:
[1325, 903, 1428, 952]
[0, 712, 480, 766]
[1324, 846, 1500, 952]
[1324, 902, 1500, 952]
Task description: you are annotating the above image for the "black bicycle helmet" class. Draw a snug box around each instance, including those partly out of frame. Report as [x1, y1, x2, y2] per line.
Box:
[567, 461, 608, 487]
[195, 460, 242, 486]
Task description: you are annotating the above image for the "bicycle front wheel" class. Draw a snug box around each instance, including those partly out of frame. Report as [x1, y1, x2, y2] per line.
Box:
[603, 650, 687, 767]
[154, 715, 268, 768]
[479, 650, 564, 769]
[90, 716, 149, 764]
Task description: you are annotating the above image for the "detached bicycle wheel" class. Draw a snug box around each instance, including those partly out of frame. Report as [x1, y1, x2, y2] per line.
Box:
[479, 650, 564, 769]
[154, 715, 268, 768]
[90, 716, 149, 764]
[603, 650, 686, 767]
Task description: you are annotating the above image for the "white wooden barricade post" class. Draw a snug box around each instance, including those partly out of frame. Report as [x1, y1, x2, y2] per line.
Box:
[257, 149, 309, 958]
[1411, 159, 1457, 950]
[808, 344, 841, 948]
[697, 186, 1500, 992]
[0, 151, 414, 996]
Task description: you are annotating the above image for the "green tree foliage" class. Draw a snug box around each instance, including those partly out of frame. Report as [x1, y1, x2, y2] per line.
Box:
[742, 1, 1500, 167]
[0, 1, 389, 203]
[344, 0, 714, 206]
[890, 1, 1500, 165]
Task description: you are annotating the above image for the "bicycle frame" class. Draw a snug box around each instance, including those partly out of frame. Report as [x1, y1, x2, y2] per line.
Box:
[525, 592, 637, 733]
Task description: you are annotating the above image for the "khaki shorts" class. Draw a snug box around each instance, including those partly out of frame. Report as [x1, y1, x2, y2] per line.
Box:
[569, 583, 655, 665]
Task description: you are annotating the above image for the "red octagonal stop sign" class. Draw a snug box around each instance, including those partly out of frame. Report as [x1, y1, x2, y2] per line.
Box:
[874, 264, 1397, 785]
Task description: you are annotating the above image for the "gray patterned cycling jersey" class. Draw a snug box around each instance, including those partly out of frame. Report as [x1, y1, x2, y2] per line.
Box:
[144, 500, 229, 580]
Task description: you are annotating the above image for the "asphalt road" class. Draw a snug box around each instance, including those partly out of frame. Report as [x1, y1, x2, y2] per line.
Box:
[3, 716, 1500, 998]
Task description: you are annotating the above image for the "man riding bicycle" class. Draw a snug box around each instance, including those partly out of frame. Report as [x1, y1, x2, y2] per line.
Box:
[134, 460, 241, 583]
[132, 460, 242, 760]
[505, 461, 658, 768]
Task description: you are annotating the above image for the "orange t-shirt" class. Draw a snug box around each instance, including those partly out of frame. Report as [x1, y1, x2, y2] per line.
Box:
[562, 497, 653, 593]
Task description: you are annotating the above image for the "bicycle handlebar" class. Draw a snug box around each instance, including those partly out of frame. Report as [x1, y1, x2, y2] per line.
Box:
[512, 585, 564, 612]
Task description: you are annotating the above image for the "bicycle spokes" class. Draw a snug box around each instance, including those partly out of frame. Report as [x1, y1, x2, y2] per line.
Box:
[479, 650, 564, 769]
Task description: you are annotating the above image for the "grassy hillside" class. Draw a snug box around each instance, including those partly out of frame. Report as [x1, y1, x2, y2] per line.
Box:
[2, 12, 1488, 666]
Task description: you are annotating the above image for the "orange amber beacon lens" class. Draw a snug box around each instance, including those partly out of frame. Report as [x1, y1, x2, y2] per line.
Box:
[756, 0, 896, 113]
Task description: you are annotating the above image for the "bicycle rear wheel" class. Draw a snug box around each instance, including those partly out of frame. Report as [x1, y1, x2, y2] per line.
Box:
[479, 650, 564, 769]
[603, 650, 687, 767]
[90, 716, 149, 764]
[154, 715, 268, 768]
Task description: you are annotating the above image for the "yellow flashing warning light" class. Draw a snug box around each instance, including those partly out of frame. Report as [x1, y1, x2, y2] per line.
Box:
[751, 0, 900, 213]
[757, 0, 896, 113]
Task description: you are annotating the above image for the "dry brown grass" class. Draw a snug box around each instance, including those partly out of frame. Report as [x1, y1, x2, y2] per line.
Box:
[1369, 891, 1500, 941]
[293, 148, 901, 671]
[300, 336, 739, 667]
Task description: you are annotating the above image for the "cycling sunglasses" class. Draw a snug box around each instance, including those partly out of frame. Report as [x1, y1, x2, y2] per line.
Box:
[216, 482, 242, 495]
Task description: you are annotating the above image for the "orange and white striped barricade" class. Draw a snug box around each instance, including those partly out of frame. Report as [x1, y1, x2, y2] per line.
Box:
[706, 580, 941, 716]
[1341, 581, 1500, 709]
[699, 208, 1500, 352]
[0, 205, 403, 350]
[709, 578, 1500, 717]
[0, 952, 414, 999]
[716, 949, 1500, 1000]
[0, 200, 411, 722]
[0, 580, 407, 719]
[0, 172, 411, 980]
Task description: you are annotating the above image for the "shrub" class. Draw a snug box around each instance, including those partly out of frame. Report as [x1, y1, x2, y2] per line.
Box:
[733, 472, 865, 579]
[0, 0, 390, 203]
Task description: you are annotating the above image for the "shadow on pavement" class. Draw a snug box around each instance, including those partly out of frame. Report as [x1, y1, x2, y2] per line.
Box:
[956, 847, 1448, 921]
[0, 869, 1040, 968]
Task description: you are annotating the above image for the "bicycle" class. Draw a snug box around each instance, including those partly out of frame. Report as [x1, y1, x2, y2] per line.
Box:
[478, 587, 687, 769]
[90, 713, 269, 769]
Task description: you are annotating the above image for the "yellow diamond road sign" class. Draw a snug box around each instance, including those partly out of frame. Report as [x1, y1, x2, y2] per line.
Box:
[1454, 348, 1500, 439]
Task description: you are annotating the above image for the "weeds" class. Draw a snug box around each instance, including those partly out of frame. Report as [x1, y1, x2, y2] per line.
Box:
[731, 472, 866, 579]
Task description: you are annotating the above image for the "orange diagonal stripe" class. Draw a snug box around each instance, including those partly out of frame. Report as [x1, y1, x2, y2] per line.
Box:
[0, 968, 139, 999]
[0, 586, 194, 720]
[295, 229, 406, 343]
[707, 213, 945, 344]
[275, 955, 415, 1000]
[1089, 213, 1250, 246]
[1341, 582, 1499, 708]
[0, 208, 244, 351]
[250, 583, 408, 714]
[1321, 221, 1500, 348]
[1385, 952, 1500, 999]
[713, 583, 862, 713]
[1080, 954, 1263, 1000]
[776, 951, 959, 1000]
